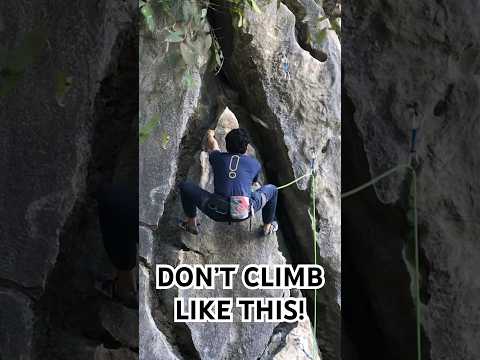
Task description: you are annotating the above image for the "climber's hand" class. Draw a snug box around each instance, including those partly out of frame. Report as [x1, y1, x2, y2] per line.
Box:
[206, 130, 220, 152]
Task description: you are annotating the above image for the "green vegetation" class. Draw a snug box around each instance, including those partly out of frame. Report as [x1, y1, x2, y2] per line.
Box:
[228, 0, 262, 28]
[140, 113, 172, 148]
[139, 114, 161, 145]
[139, 0, 266, 145]
[304, 14, 341, 47]
[139, 0, 265, 86]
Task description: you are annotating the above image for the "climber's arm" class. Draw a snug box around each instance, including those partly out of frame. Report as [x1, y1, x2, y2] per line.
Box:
[252, 167, 261, 189]
[207, 130, 220, 152]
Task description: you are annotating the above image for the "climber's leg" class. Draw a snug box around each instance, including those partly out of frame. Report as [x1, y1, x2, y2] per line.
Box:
[252, 184, 278, 234]
[179, 180, 229, 229]
[179, 181, 209, 228]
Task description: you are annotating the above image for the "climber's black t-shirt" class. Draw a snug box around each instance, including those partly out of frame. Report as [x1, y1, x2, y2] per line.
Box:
[209, 150, 261, 197]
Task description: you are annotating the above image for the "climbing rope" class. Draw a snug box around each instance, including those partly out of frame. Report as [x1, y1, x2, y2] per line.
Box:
[275, 127, 422, 359]
[311, 164, 319, 359]
[274, 149, 319, 358]
[276, 172, 311, 190]
[342, 127, 421, 360]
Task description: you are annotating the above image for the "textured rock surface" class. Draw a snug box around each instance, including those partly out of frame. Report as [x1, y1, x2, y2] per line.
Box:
[143, 104, 320, 359]
[139, 265, 182, 360]
[95, 346, 138, 360]
[138, 3, 216, 358]
[0, 1, 138, 358]
[225, 1, 341, 358]
[176, 109, 288, 360]
[343, 1, 480, 359]
[0, 0, 135, 291]
[140, 1, 340, 359]
[100, 302, 139, 349]
[0, 290, 34, 360]
[139, 9, 203, 226]
[273, 320, 321, 360]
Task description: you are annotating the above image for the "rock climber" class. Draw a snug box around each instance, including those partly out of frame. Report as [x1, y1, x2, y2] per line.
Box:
[178, 128, 279, 237]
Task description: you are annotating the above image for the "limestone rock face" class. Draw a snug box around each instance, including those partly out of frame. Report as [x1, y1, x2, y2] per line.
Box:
[140, 1, 340, 359]
[139, 10, 203, 226]
[343, 1, 480, 359]
[139, 265, 182, 360]
[138, 4, 217, 359]
[225, 1, 341, 358]
[0, 0, 135, 291]
[273, 320, 321, 360]
[0, 0, 138, 359]
[100, 302, 139, 349]
[144, 105, 319, 360]
[177, 109, 288, 360]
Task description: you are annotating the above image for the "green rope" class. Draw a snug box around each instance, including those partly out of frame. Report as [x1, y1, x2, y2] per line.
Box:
[276, 172, 311, 190]
[275, 141, 422, 359]
[341, 163, 410, 198]
[311, 171, 318, 359]
[342, 163, 421, 360]
[412, 168, 421, 360]
[276, 170, 319, 357]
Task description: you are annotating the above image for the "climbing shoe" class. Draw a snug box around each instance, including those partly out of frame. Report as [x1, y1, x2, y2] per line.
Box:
[263, 221, 279, 236]
[178, 220, 199, 235]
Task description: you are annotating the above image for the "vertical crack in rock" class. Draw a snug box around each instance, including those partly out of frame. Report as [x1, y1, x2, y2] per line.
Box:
[148, 75, 319, 358]
[342, 1, 480, 358]
[168, 105, 290, 360]
[342, 91, 431, 360]
[142, 1, 337, 358]
[207, 1, 341, 358]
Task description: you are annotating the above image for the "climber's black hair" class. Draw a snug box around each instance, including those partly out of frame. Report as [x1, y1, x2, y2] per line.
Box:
[225, 128, 250, 154]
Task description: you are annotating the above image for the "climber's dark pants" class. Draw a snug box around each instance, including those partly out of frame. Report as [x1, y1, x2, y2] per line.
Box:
[179, 181, 278, 224]
[250, 184, 278, 224]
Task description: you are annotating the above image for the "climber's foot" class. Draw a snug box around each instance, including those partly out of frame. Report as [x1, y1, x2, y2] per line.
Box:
[178, 219, 199, 235]
[263, 221, 278, 236]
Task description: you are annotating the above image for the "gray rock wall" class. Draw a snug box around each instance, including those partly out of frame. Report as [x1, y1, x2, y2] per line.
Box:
[0, 1, 138, 358]
[140, 1, 340, 359]
[343, 1, 480, 359]
[138, 4, 216, 357]
[176, 109, 289, 360]
[225, 1, 341, 358]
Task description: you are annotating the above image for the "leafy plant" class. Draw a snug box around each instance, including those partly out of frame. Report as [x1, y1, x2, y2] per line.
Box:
[139, 113, 172, 148]
[303, 13, 341, 47]
[162, 2, 214, 86]
[227, 0, 262, 28]
[139, 114, 161, 145]
[160, 130, 171, 149]
[139, 0, 265, 89]
[211, 31, 224, 74]
[139, 1, 156, 32]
